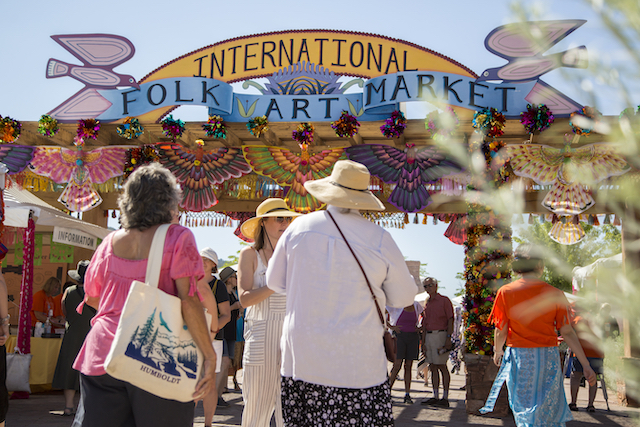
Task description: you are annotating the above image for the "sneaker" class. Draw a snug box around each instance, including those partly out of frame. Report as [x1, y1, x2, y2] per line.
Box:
[435, 398, 450, 408]
[217, 397, 229, 407]
[403, 394, 413, 404]
[421, 397, 439, 405]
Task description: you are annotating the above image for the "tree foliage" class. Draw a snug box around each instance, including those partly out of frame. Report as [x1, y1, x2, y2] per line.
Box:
[513, 222, 621, 292]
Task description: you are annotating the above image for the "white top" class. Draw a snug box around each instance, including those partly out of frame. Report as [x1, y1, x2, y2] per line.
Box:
[266, 205, 417, 388]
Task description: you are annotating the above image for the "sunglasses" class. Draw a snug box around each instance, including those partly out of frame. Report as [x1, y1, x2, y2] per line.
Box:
[272, 216, 293, 224]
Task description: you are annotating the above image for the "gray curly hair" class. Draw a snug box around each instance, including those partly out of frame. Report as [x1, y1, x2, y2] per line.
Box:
[118, 163, 181, 230]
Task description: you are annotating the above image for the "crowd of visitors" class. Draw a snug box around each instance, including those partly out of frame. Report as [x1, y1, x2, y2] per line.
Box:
[0, 162, 624, 427]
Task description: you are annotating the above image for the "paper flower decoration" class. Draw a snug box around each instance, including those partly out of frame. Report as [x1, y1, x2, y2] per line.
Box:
[116, 117, 144, 140]
[29, 146, 127, 212]
[507, 142, 630, 215]
[346, 144, 463, 212]
[0, 116, 22, 143]
[156, 143, 251, 212]
[520, 104, 554, 136]
[292, 123, 314, 145]
[331, 111, 360, 138]
[472, 107, 505, 138]
[247, 116, 269, 137]
[425, 107, 459, 140]
[123, 144, 159, 180]
[380, 110, 407, 138]
[243, 145, 346, 213]
[203, 115, 227, 139]
[570, 106, 600, 136]
[76, 118, 100, 140]
[38, 115, 59, 137]
[161, 115, 185, 140]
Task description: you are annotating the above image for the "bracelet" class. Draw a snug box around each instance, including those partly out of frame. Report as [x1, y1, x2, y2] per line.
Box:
[0, 314, 9, 326]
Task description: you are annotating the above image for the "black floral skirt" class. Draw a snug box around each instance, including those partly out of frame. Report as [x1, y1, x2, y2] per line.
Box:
[281, 376, 394, 427]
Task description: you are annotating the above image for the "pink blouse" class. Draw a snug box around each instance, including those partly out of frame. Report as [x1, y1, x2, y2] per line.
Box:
[73, 224, 205, 376]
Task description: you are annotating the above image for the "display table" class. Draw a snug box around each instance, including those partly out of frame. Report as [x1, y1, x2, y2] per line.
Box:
[6, 336, 62, 389]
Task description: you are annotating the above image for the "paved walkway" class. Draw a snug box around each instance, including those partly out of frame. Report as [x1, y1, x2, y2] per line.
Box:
[6, 365, 640, 426]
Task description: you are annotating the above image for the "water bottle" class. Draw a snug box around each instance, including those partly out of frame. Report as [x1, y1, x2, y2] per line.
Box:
[34, 322, 44, 338]
[44, 309, 52, 335]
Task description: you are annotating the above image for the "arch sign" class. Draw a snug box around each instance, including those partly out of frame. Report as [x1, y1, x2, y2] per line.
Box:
[47, 21, 587, 123]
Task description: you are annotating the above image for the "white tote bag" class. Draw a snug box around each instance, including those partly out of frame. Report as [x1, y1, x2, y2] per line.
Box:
[105, 224, 211, 402]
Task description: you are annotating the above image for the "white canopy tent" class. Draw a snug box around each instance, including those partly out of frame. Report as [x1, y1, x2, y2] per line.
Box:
[3, 185, 110, 240]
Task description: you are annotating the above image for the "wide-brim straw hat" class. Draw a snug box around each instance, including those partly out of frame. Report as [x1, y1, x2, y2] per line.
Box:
[241, 198, 302, 240]
[304, 160, 385, 211]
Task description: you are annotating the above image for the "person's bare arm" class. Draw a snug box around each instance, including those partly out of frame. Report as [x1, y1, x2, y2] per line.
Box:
[493, 326, 508, 366]
[560, 323, 597, 386]
[238, 247, 273, 307]
[197, 278, 218, 338]
[176, 276, 217, 400]
[217, 300, 231, 330]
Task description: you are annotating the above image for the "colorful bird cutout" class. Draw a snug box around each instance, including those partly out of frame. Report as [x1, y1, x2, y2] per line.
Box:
[155, 141, 252, 212]
[242, 145, 346, 213]
[0, 145, 36, 174]
[507, 142, 630, 216]
[29, 146, 127, 212]
[345, 144, 463, 213]
[47, 34, 139, 122]
[477, 20, 588, 83]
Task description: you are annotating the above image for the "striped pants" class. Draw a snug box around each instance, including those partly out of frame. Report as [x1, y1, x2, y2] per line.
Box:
[241, 312, 285, 427]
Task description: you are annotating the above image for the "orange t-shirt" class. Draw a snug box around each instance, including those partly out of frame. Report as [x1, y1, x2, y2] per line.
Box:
[488, 278, 570, 348]
[30, 290, 63, 326]
[572, 315, 604, 359]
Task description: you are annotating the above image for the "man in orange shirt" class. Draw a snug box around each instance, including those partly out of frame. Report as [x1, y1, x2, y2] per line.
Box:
[568, 310, 603, 413]
[420, 277, 454, 408]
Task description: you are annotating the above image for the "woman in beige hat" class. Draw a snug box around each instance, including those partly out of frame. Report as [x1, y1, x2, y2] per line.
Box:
[237, 198, 300, 427]
[266, 160, 417, 427]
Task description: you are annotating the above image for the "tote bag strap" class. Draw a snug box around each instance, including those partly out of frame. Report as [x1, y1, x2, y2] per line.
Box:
[326, 210, 386, 327]
[144, 224, 171, 289]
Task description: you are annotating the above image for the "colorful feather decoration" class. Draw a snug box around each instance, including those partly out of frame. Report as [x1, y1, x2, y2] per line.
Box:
[242, 145, 346, 213]
[345, 144, 463, 213]
[28, 146, 127, 212]
[0, 145, 36, 174]
[155, 141, 251, 212]
[507, 142, 630, 216]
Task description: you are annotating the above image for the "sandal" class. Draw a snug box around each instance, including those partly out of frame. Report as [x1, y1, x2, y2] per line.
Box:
[62, 407, 76, 416]
[587, 405, 596, 413]
[568, 403, 578, 411]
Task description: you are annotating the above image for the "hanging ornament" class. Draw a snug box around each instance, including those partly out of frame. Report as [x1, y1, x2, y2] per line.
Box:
[292, 123, 314, 145]
[203, 115, 227, 139]
[38, 114, 59, 137]
[570, 106, 600, 136]
[0, 116, 22, 143]
[116, 117, 144, 140]
[380, 110, 407, 138]
[247, 116, 269, 137]
[413, 214, 419, 224]
[520, 104, 554, 141]
[472, 107, 505, 138]
[331, 110, 360, 138]
[123, 144, 159, 180]
[76, 118, 100, 140]
[603, 214, 611, 224]
[613, 215, 621, 226]
[422, 214, 428, 224]
[161, 115, 186, 141]
[424, 107, 459, 140]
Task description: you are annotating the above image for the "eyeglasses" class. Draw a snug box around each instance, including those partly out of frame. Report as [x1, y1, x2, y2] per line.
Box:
[273, 216, 293, 224]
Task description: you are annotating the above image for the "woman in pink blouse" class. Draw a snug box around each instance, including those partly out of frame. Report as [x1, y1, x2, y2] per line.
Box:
[73, 164, 217, 427]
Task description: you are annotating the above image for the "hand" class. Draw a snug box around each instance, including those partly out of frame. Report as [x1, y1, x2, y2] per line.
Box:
[193, 357, 217, 401]
[583, 365, 597, 387]
[444, 336, 452, 350]
[390, 325, 400, 334]
[0, 324, 8, 347]
[493, 349, 503, 367]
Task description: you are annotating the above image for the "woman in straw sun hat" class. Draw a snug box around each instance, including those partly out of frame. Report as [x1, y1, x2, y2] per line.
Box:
[237, 198, 301, 427]
[266, 160, 417, 427]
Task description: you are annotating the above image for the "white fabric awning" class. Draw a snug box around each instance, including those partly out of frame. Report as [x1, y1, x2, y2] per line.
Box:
[3, 186, 111, 239]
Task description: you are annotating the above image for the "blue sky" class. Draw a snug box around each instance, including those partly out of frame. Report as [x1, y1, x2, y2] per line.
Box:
[4, 0, 637, 298]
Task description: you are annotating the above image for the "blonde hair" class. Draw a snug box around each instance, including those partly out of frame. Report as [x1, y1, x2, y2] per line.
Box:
[42, 277, 61, 295]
